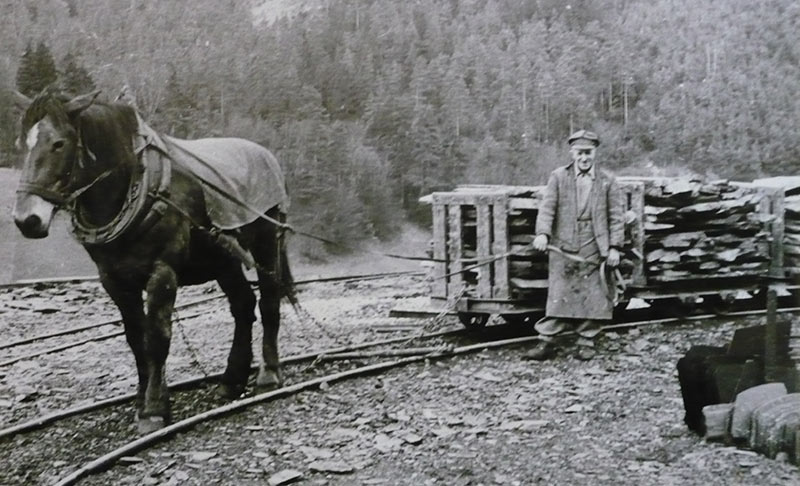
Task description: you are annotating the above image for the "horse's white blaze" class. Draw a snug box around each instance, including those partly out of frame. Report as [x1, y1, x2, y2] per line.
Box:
[25, 121, 41, 151]
[13, 193, 56, 235]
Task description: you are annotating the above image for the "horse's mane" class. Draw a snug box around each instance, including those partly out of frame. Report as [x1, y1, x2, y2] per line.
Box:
[23, 87, 139, 163]
[21, 87, 72, 136]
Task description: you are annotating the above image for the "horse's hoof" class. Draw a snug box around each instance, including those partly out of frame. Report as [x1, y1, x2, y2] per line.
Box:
[217, 383, 245, 400]
[256, 370, 282, 391]
[137, 415, 166, 434]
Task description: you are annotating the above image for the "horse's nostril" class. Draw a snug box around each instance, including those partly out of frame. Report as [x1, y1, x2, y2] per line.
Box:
[15, 214, 43, 236]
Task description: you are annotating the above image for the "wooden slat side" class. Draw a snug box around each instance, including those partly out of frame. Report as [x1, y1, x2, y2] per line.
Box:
[446, 204, 464, 304]
[509, 278, 549, 289]
[433, 192, 507, 206]
[431, 202, 448, 299]
[769, 188, 785, 278]
[508, 198, 540, 210]
[492, 195, 510, 299]
[628, 182, 647, 286]
[476, 202, 493, 299]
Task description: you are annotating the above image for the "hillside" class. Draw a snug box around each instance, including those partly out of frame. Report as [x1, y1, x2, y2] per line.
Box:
[251, 0, 323, 24]
[1, 0, 797, 257]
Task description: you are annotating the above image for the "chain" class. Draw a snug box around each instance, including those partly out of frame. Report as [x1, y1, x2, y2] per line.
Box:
[398, 285, 468, 348]
[290, 297, 353, 349]
[173, 308, 212, 378]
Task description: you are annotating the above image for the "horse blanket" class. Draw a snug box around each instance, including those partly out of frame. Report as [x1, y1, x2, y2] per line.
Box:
[136, 116, 289, 230]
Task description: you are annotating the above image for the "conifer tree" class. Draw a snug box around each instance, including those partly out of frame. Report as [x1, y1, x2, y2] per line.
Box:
[15, 41, 57, 97]
[60, 53, 96, 95]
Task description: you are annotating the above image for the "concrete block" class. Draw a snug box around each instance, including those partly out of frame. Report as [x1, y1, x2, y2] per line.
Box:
[730, 383, 787, 441]
[750, 393, 800, 454]
[702, 403, 733, 441]
[768, 408, 800, 459]
[796, 425, 800, 465]
[710, 358, 763, 403]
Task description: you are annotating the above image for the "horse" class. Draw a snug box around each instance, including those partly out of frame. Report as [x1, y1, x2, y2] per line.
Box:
[12, 87, 294, 433]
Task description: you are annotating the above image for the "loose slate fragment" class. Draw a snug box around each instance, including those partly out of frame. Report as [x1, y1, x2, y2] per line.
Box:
[268, 469, 303, 486]
[309, 460, 354, 474]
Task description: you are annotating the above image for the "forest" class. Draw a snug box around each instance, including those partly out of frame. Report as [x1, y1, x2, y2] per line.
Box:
[0, 0, 798, 256]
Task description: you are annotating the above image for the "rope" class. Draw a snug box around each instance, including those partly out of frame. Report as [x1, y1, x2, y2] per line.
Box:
[435, 244, 630, 304]
[192, 181, 439, 263]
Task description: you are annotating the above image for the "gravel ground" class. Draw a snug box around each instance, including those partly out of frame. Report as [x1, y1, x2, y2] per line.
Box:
[2, 270, 799, 486]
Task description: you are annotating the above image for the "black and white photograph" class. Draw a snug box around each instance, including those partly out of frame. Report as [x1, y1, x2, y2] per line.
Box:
[0, 1, 799, 484]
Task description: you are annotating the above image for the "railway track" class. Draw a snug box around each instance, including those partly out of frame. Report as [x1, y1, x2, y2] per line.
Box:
[2, 307, 792, 485]
[1, 272, 795, 485]
[0, 270, 422, 355]
[1, 321, 516, 485]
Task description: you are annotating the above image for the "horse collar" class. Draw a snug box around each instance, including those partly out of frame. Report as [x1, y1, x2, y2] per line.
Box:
[71, 128, 172, 246]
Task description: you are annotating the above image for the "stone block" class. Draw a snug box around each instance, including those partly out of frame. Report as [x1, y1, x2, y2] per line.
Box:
[795, 425, 800, 465]
[750, 393, 800, 455]
[730, 383, 787, 441]
[710, 358, 763, 403]
[727, 324, 767, 358]
[677, 345, 727, 434]
[702, 403, 733, 441]
[770, 408, 800, 459]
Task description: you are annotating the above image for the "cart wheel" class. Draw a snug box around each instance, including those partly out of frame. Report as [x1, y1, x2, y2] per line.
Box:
[458, 312, 489, 330]
[501, 313, 535, 326]
[703, 294, 735, 316]
[663, 298, 694, 318]
[612, 302, 628, 321]
[647, 298, 694, 318]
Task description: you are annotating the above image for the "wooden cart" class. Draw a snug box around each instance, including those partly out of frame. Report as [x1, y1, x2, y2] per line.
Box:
[419, 178, 786, 329]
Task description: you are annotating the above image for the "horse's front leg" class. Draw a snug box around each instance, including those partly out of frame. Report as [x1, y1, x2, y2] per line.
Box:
[139, 261, 177, 434]
[101, 278, 147, 417]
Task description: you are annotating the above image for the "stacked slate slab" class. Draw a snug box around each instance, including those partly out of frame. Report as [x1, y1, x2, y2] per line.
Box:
[784, 194, 800, 273]
[635, 178, 773, 282]
[496, 177, 776, 298]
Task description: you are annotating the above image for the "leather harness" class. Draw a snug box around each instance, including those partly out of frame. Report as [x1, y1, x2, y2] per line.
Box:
[71, 133, 172, 246]
[17, 117, 174, 246]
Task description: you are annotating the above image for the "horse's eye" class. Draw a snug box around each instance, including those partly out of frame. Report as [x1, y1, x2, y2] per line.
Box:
[52, 140, 65, 152]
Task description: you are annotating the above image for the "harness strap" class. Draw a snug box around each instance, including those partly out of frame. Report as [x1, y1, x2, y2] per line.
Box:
[16, 183, 69, 206]
[71, 138, 171, 245]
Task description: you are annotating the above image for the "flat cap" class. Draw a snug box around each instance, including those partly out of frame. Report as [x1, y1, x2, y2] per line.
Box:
[567, 129, 600, 147]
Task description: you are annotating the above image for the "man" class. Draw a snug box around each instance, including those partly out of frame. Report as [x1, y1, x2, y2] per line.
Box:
[525, 129, 624, 361]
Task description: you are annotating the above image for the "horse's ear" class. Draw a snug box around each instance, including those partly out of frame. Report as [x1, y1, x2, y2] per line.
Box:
[64, 90, 102, 115]
[10, 90, 32, 111]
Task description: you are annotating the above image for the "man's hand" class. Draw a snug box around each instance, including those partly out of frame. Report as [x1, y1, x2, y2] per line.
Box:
[607, 248, 621, 268]
[532, 234, 549, 252]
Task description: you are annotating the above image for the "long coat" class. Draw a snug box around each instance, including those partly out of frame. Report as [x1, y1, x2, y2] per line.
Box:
[534, 163, 625, 319]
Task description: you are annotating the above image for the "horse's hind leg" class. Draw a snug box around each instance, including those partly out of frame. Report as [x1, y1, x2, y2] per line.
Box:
[251, 210, 286, 389]
[216, 264, 257, 399]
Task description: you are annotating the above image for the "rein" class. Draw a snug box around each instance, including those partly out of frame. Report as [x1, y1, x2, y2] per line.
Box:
[16, 167, 115, 209]
[16, 121, 115, 210]
[436, 244, 629, 304]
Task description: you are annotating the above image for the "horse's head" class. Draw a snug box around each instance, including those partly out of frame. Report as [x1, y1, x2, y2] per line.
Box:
[12, 88, 100, 238]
